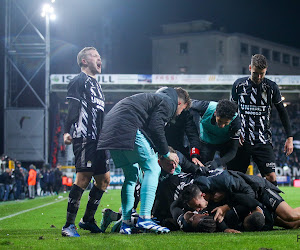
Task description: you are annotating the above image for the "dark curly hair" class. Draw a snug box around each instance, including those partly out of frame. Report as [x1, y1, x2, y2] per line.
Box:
[243, 211, 265, 231]
[196, 215, 217, 233]
[181, 184, 201, 204]
[215, 99, 237, 120]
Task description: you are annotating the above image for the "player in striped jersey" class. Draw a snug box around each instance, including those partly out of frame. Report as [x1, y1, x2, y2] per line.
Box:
[62, 47, 110, 237]
[228, 54, 293, 186]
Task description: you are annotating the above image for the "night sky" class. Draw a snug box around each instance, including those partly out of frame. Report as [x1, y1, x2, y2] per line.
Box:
[1, 0, 300, 155]
[50, 0, 300, 73]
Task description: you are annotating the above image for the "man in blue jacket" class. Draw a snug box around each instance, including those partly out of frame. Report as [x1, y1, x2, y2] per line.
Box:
[97, 87, 190, 234]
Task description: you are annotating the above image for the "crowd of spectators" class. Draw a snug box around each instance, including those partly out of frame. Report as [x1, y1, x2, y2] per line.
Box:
[0, 155, 64, 202]
[271, 103, 300, 168]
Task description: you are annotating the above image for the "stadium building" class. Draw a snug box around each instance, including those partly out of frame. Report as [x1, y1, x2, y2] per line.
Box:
[152, 20, 300, 75]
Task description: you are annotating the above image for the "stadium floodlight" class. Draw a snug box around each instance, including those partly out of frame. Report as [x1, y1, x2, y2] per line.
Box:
[50, 14, 56, 20]
[41, 3, 55, 18]
[41, 2, 56, 164]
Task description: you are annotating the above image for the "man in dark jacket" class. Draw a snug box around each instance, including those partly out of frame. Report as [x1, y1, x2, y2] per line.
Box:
[54, 164, 63, 195]
[14, 161, 25, 199]
[97, 87, 190, 234]
[164, 110, 202, 165]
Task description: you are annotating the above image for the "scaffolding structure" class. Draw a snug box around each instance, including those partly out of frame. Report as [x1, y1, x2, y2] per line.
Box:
[4, 0, 50, 163]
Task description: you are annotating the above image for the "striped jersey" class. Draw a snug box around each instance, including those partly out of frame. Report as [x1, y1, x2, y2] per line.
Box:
[231, 77, 282, 145]
[67, 72, 105, 140]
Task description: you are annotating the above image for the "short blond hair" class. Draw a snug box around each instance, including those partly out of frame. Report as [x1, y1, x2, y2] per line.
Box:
[77, 47, 97, 67]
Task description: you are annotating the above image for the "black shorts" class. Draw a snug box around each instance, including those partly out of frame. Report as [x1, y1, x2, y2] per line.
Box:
[261, 188, 284, 212]
[73, 138, 109, 175]
[227, 142, 276, 176]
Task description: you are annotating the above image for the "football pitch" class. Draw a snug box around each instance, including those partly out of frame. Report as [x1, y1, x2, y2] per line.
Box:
[0, 187, 300, 249]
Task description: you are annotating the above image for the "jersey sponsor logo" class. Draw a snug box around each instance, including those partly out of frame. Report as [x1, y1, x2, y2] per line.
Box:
[266, 162, 276, 168]
[269, 198, 276, 208]
[240, 104, 267, 112]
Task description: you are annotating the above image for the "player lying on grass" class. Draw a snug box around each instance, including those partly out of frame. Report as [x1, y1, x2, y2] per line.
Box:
[171, 184, 240, 233]
[151, 166, 259, 232]
[172, 171, 300, 232]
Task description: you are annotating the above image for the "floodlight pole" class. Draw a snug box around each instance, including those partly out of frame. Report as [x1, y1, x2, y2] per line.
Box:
[45, 14, 50, 165]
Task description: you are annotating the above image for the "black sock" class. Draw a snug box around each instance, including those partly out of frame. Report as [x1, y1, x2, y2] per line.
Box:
[83, 185, 105, 222]
[64, 184, 84, 227]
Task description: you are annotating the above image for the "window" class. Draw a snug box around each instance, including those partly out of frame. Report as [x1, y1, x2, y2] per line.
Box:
[292, 56, 299, 67]
[240, 43, 248, 55]
[179, 42, 188, 54]
[218, 40, 224, 54]
[262, 48, 270, 60]
[179, 66, 187, 73]
[283, 54, 290, 65]
[251, 45, 259, 55]
[272, 51, 281, 62]
[219, 65, 224, 74]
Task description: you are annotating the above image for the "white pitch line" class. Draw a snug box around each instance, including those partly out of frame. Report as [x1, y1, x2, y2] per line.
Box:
[0, 198, 67, 221]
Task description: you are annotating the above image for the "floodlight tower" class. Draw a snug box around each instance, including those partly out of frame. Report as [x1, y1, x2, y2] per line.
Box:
[4, 0, 56, 164]
[41, 3, 56, 164]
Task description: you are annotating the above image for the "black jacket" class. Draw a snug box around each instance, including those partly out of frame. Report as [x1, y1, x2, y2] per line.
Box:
[165, 110, 201, 158]
[97, 87, 178, 155]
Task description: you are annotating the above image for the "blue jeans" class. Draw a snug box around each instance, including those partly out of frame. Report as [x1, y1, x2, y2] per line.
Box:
[3, 184, 11, 201]
[0, 184, 5, 201]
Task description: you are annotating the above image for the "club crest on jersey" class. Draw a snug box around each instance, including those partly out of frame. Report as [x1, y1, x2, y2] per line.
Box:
[87, 161, 92, 168]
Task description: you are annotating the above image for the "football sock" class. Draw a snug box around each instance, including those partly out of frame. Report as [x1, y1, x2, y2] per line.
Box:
[64, 184, 84, 227]
[121, 163, 140, 221]
[83, 185, 104, 222]
[139, 156, 161, 217]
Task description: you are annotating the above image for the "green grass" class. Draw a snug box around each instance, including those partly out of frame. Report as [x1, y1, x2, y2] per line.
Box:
[1, 187, 300, 249]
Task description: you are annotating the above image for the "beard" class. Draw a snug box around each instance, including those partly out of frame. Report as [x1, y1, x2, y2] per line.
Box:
[252, 77, 263, 84]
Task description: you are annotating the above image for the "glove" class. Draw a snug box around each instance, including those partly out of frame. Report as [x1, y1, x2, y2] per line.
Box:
[204, 160, 219, 170]
[195, 166, 209, 176]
